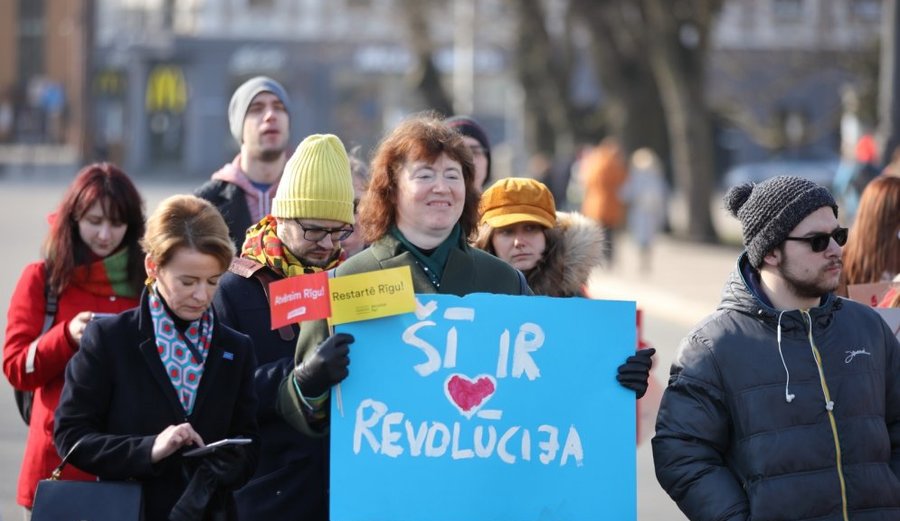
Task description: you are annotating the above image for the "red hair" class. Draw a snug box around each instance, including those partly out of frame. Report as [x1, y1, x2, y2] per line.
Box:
[43, 163, 145, 294]
[841, 175, 900, 288]
[358, 112, 478, 242]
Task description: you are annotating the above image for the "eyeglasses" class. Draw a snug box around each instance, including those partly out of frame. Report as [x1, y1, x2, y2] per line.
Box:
[293, 221, 354, 242]
[784, 227, 848, 252]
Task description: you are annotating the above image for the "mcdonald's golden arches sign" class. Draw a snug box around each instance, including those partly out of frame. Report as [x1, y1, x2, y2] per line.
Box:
[145, 65, 187, 113]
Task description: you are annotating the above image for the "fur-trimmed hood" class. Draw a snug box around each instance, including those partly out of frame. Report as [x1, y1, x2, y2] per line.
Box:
[527, 211, 606, 297]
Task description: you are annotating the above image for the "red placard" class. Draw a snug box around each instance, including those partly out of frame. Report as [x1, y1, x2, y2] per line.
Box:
[268, 271, 331, 329]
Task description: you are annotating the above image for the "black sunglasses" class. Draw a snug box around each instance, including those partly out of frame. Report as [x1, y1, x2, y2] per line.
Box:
[784, 227, 848, 252]
[293, 221, 354, 242]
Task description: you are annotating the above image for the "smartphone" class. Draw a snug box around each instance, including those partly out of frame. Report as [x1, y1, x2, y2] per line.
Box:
[183, 438, 252, 457]
[91, 313, 116, 320]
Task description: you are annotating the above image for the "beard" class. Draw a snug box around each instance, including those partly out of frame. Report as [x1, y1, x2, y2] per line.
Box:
[300, 247, 341, 268]
[778, 255, 842, 300]
[257, 148, 285, 163]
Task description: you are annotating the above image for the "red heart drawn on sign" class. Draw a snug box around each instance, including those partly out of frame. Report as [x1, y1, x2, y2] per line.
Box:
[444, 373, 497, 418]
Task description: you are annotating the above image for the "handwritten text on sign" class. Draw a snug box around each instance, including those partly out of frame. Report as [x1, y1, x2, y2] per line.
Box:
[330, 293, 637, 521]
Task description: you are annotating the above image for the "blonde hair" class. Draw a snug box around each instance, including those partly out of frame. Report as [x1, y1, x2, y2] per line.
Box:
[141, 195, 234, 271]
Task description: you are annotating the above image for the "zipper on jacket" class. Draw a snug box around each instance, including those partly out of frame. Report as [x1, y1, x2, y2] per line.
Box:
[802, 310, 849, 521]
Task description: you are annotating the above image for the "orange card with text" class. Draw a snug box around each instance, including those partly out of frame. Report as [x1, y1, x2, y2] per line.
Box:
[268, 271, 331, 329]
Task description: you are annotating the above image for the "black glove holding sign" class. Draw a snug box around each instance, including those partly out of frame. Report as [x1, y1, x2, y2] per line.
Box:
[293, 332, 355, 398]
[616, 348, 656, 399]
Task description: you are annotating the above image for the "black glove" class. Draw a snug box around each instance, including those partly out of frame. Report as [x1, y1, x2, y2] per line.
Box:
[203, 444, 246, 491]
[616, 347, 656, 399]
[293, 332, 354, 398]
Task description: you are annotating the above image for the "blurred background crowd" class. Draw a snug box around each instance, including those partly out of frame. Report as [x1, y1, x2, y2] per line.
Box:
[0, 0, 897, 243]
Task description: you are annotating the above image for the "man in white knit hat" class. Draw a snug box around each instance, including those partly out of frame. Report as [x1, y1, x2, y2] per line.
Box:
[195, 76, 291, 250]
[212, 133, 355, 521]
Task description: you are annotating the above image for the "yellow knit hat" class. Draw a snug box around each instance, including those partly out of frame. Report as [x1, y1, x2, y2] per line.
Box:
[272, 134, 355, 224]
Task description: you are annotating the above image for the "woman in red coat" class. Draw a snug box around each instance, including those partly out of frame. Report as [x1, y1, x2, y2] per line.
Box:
[2, 163, 145, 513]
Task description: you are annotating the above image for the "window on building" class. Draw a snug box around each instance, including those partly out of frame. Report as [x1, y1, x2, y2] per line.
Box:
[850, 0, 881, 20]
[772, 0, 804, 22]
[17, 0, 44, 81]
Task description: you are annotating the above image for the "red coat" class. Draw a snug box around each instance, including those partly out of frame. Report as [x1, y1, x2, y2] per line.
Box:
[2, 261, 139, 507]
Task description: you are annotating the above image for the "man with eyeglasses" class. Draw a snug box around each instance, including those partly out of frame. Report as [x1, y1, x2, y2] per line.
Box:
[653, 175, 900, 521]
[212, 134, 355, 521]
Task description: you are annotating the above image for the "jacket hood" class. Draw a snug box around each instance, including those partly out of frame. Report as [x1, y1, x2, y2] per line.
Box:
[718, 251, 841, 330]
[528, 211, 605, 297]
[211, 155, 255, 191]
[211, 154, 279, 223]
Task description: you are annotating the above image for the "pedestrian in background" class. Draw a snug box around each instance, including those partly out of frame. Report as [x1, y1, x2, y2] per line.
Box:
[196, 76, 291, 250]
[620, 148, 669, 273]
[446, 115, 492, 191]
[3, 163, 144, 517]
[54, 195, 259, 521]
[580, 136, 627, 265]
[838, 175, 900, 298]
[653, 175, 900, 521]
[277, 113, 532, 437]
[213, 134, 355, 520]
[474, 176, 654, 399]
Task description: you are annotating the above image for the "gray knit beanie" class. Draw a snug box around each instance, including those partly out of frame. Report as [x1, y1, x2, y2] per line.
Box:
[228, 76, 291, 145]
[724, 175, 838, 268]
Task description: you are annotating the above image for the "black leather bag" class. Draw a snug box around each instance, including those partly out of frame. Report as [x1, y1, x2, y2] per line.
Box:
[31, 440, 144, 521]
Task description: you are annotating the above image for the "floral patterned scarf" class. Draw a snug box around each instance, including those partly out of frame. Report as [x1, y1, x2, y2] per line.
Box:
[147, 286, 213, 415]
[241, 215, 341, 277]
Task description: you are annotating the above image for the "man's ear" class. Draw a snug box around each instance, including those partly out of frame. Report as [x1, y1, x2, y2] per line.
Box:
[762, 247, 782, 268]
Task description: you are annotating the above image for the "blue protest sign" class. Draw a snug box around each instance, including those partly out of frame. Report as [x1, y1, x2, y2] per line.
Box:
[331, 293, 637, 521]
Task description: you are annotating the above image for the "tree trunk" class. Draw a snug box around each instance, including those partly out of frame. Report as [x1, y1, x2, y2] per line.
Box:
[510, 0, 580, 158]
[572, 0, 669, 159]
[642, 0, 718, 242]
[399, 0, 454, 116]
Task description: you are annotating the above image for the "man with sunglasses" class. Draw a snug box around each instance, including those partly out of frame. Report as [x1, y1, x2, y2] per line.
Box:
[653, 175, 900, 521]
[212, 134, 355, 521]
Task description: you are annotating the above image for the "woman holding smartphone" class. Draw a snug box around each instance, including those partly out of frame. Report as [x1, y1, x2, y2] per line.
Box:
[54, 195, 259, 521]
[3, 163, 145, 516]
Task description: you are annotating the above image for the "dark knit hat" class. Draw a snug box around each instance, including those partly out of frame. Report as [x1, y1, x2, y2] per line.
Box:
[228, 76, 291, 145]
[724, 175, 838, 268]
[445, 115, 492, 187]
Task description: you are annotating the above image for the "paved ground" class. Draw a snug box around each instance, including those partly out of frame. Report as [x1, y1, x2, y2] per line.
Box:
[0, 174, 742, 520]
[588, 233, 742, 521]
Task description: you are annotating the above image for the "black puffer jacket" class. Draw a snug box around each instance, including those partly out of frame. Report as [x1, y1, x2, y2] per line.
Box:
[653, 253, 900, 521]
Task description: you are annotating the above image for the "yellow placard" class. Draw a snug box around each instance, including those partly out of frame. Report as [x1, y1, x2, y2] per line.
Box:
[328, 266, 416, 325]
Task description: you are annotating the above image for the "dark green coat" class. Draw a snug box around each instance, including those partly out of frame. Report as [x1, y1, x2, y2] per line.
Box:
[276, 234, 530, 435]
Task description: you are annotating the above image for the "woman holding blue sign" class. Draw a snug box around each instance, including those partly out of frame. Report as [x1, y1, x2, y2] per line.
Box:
[277, 113, 532, 436]
[54, 195, 259, 521]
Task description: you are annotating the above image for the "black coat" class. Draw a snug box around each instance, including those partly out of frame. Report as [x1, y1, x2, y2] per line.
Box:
[54, 294, 259, 521]
[213, 267, 328, 521]
[195, 180, 253, 252]
[653, 254, 900, 521]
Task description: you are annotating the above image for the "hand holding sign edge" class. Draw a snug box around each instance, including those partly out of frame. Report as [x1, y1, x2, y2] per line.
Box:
[294, 332, 355, 398]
